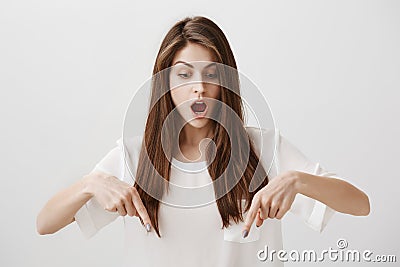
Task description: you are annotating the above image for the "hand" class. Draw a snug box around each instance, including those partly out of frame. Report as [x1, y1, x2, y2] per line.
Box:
[83, 171, 153, 231]
[242, 170, 300, 238]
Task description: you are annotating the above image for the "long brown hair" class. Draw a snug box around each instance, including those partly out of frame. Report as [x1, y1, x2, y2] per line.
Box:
[133, 16, 269, 238]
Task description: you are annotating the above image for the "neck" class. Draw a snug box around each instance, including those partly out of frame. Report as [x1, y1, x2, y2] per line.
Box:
[179, 122, 215, 147]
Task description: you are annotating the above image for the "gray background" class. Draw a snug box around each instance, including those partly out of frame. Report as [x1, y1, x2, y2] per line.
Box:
[1, 0, 398, 266]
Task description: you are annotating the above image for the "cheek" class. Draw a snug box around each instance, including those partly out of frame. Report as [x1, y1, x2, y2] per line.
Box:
[211, 86, 221, 100]
[170, 88, 186, 107]
[170, 91, 178, 106]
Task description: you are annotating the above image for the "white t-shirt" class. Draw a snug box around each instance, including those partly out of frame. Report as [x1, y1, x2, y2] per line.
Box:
[74, 127, 338, 267]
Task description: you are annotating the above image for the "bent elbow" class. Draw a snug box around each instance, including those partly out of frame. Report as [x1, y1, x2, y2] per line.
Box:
[356, 192, 370, 216]
[36, 223, 57, 235]
[36, 216, 48, 235]
[36, 214, 55, 235]
[36, 221, 47, 235]
[361, 196, 370, 216]
[37, 226, 48, 235]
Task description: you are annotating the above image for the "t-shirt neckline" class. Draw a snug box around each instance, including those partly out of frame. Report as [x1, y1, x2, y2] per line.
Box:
[171, 157, 208, 173]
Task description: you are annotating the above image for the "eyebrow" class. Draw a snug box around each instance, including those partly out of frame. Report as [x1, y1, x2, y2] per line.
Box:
[172, 61, 216, 69]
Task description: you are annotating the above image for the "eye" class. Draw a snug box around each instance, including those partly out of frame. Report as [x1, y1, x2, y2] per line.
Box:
[205, 73, 218, 79]
[178, 73, 191, 78]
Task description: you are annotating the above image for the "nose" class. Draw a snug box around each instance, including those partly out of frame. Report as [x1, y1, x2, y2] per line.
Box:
[192, 82, 205, 96]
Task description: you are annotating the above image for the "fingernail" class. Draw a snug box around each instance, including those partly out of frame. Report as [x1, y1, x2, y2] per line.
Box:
[145, 223, 151, 232]
[242, 229, 248, 238]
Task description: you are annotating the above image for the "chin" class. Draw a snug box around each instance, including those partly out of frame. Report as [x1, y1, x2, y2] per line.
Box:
[187, 118, 211, 128]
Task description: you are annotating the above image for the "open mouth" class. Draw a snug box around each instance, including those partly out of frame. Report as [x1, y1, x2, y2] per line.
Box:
[190, 100, 208, 118]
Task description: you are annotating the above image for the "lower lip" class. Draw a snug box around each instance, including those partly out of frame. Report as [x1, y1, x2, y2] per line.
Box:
[191, 105, 208, 119]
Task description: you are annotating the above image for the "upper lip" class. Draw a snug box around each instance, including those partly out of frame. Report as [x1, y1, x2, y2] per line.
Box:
[190, 99, 206, 108]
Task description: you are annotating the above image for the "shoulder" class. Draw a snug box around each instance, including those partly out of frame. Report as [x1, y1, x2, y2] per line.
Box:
[117, 135, 143, 157]
[116, 135, 144, 181]
[117, 135, 143, 153]
[244, 126, 276, 141]
[244, 126, 279, 175]
[244, 126, 278, 152]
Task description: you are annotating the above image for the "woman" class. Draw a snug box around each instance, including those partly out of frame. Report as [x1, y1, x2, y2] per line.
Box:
[37, 16, 370, 267]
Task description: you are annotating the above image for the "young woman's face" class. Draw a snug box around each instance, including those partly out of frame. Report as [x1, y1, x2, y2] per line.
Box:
[169, 42, 221, 129]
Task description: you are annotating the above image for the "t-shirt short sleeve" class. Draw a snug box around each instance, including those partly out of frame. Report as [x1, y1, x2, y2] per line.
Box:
[274, 128, 338, 233]
[74, 137, 128, 239]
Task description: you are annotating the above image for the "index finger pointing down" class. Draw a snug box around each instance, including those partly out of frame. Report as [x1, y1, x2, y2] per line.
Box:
[131, 189, 153, 232]
[242, 197, 261, 238]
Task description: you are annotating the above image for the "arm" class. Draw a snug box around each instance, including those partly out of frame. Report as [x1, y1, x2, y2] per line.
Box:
[36, 175, 93, 235]
[294, 171, 370, 216]
[37, 171, 153, 236]
[242, 170, 370, 238]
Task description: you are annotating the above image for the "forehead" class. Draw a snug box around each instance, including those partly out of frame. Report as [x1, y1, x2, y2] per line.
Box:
[172, 42, 216, 65]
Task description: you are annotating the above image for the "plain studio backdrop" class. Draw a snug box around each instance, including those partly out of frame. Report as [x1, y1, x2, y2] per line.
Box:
[1, 1, 398, 266]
